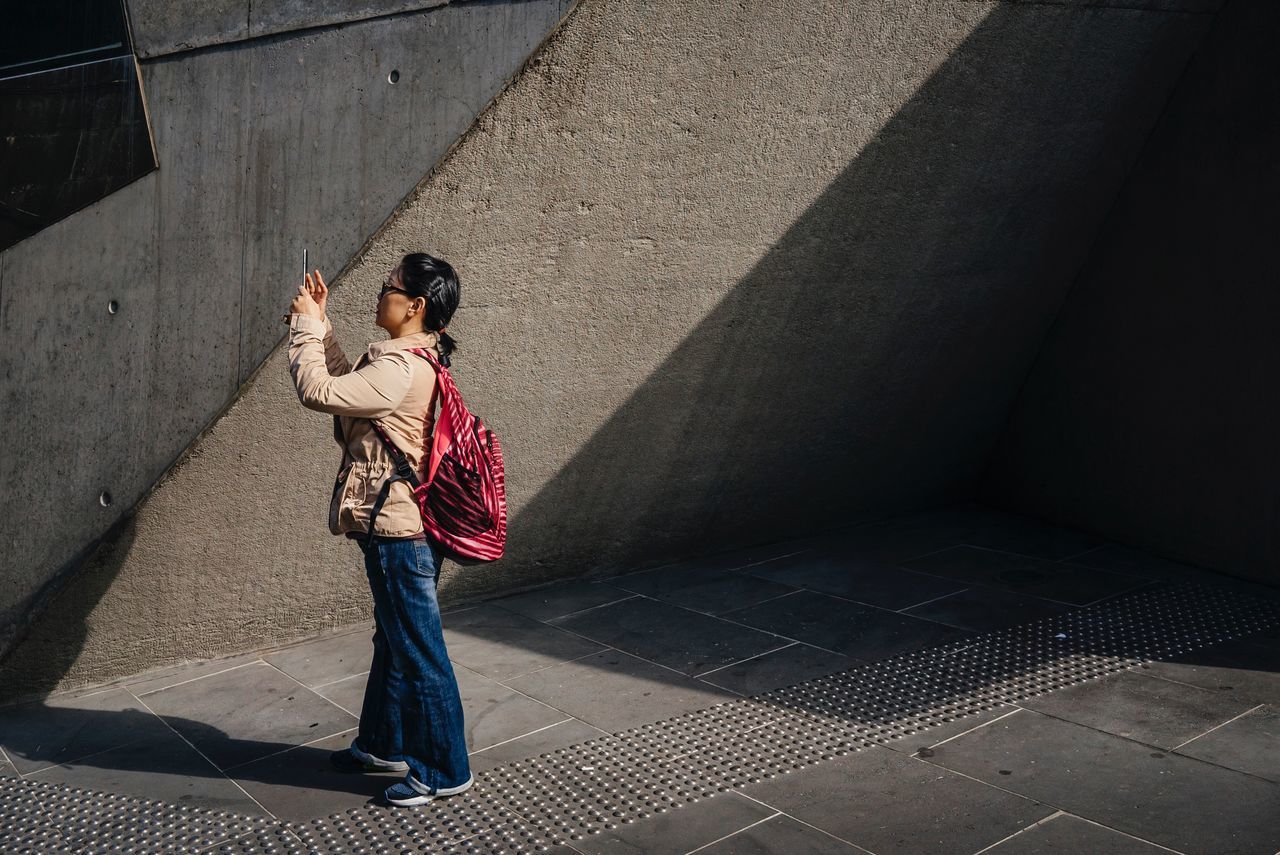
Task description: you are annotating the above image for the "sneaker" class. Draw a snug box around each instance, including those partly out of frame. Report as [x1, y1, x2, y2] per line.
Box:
[382, 773, 474, 807]
[330, 740, 409, 773]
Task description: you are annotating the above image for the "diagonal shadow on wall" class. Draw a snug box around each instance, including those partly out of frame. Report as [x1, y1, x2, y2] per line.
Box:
[497, 3, 1215, 585]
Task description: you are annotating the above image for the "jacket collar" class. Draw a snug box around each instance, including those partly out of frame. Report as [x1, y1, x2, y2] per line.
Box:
[367, 330, 440, 360]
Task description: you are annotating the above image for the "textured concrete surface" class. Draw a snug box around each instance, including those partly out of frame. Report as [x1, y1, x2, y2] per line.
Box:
[0, 175, 161, 660]
[0, 0, 1219, 694]
[0, 2, 572, 665]
[124, 0, 453, 58]
[982, 0, 1280, 585]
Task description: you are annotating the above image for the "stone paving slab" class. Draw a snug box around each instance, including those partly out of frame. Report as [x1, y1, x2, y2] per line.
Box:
[488, 581, 636, 622]
[123, 652, 265, 698]
[1, 504, 1277, 855]
[896, 705, 1022, 757]
[502, 648, 735, 733]
[1021, 668, 1259, 750]
[743, 552, 968, 611]
[311, 672, 368, 717]
[453, 664, 572, 753]
[902, 586, 1075, 633]
[441, 604, 608, 681]
[1174, 703, 1278, 782]
[902, 546, 1150, 606]
[926, 709, 1280, 855]
[736, 744, 1056, 855]
[467, 718, 609, 773]
[695, 642, 859, 696]
[549, 596, 790, 677]
[0, 688, 160, 776]
[606, 564, 798, 615]
[1142, 638, 1280, 705]
[261, 627, 374, 689]
[140, 662, 357, 772]
[225, 730, 397, 824]
[723, 589, 972, 660]
[26, 725, 267, 816]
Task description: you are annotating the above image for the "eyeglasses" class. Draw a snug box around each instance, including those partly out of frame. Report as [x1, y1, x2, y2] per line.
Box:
[378, 280, 410, 300]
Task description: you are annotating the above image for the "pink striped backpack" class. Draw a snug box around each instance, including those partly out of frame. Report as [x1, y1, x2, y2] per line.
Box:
[366, 348, 507, 562]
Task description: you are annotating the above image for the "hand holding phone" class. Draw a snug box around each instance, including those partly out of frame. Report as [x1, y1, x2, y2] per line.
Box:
[306, 269, 329, 316]
[283, 269, 327, 325]
[283, 248, 327, 325]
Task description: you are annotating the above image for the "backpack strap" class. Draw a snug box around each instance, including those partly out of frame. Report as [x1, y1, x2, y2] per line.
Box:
[364, 422, 422, 547]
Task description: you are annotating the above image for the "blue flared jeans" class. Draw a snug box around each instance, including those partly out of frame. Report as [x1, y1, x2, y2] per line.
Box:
[355, 536, 471, 791]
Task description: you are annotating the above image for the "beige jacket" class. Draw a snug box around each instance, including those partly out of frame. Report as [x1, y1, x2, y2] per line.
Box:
[287, 313, 440, 538]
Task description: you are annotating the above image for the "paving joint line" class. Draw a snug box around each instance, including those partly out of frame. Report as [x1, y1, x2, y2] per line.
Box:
[719, 790, 876, 854]
[513, 593, 642, 623]
[896, 587, 972, 613]
[682, 809, 783, 854]
[220, 726, 360, 774]
[1008, 700, 1273, 774]
[689, 641, 798, 682]
[308, 670, 372, 693]
[1168, 703, 1265, 752]
[460, 657, 655, 728]
[909, 706, 1020, 753]
[469, 718, 577, 758]
[693, 641, 799, 682]
[971, 809, 1068, 855]
[257, 658, 366, 727]
[1061, 813, 1187, 854]
[131, 658, 266, 699]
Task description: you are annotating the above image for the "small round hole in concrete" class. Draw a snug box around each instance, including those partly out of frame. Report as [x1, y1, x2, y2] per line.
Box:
[99, 491, 113, 507]
[388, 69, 400, 84]
[108, 300, 120, 314]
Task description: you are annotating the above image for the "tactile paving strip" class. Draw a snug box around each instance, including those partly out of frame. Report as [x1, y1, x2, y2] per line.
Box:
[1, 582, 1275, 853]
[0, 776, 277, 854]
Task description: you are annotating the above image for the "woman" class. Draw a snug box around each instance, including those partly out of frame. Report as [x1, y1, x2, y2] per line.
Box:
[285, 253, 472, 807]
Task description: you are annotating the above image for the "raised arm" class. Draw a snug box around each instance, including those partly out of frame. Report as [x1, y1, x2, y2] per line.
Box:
[288, 314, 413, 417]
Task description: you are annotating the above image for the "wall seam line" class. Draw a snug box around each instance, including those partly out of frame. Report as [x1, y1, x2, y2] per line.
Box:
[964, 0, 1217, 13]
[133, 0, 1222, 65]
[136, 0, 458, 63]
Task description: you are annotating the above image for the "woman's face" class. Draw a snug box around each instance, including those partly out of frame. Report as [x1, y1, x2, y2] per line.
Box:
[374, 266, 414, 332]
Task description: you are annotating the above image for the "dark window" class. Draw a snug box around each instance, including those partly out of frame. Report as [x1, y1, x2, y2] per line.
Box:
[0, 0, 131, 78]
[0, 0, 154, 251]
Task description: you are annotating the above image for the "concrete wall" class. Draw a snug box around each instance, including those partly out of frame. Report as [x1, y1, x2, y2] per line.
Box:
[0, 0, 572, 675]
[126, 0, 454, 58]
[1, 0, 1220, 697]
[980, 0, 1279, 585]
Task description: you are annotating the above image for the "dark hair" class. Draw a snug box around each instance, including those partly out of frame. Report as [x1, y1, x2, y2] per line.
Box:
[398, 252, 460, 365]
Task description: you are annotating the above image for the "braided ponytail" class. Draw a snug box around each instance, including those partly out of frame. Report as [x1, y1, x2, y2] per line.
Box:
[399, 252, 460, 366]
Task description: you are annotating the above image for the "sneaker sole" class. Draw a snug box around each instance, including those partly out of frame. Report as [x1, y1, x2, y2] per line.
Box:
[385, 775, 474, 807]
